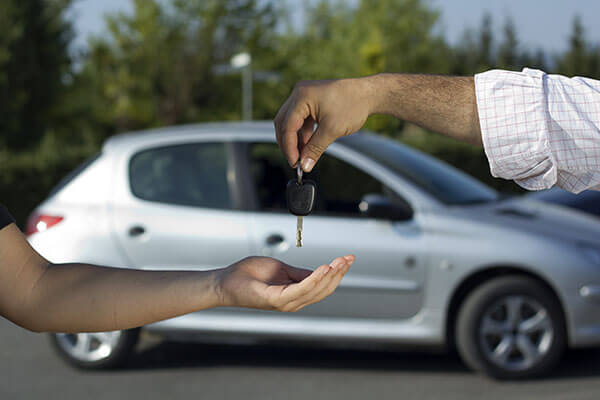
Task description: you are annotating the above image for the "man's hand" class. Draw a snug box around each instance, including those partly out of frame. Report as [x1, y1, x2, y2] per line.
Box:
[274, 74, 481, 173]
[274, 78, 375, 172]
[214, 255, 354, 312]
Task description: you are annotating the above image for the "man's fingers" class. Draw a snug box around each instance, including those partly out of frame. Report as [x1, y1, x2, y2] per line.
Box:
[299, 121, 336, 173]
[297, 116, 316, 153]
[274, 96, 292, 150]
[279, 103, 311, 167]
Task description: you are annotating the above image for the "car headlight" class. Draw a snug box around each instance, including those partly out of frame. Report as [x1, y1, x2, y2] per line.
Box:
[579, 244, 600, 265]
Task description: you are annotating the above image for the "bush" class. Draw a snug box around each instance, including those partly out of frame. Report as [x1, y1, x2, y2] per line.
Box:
[0, 135, 97, 227]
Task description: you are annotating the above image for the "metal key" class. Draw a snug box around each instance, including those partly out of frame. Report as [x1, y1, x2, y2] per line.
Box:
[286, 165, 316, 247]
[296, 165, 304, 247]
[296, 216, 303, 247]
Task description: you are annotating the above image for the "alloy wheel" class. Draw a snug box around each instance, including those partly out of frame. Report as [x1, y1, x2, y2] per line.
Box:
[55, 331, 123, 362]
[478, 295, 554, 372]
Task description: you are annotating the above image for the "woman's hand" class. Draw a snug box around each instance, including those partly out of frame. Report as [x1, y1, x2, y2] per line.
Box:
[214, 255, 355, 312]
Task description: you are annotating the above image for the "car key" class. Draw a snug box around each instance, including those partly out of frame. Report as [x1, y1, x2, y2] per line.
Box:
[286, 165, 316, 247]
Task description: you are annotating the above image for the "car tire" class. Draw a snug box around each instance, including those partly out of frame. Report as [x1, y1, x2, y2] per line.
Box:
[455, 276, 566, 379]
[49, 328, 140, 370]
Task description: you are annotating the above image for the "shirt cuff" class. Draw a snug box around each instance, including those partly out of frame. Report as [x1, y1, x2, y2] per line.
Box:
[474, 68, 557, 191]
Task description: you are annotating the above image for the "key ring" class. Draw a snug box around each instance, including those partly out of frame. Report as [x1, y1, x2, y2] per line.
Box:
[297, 164, 303, 184]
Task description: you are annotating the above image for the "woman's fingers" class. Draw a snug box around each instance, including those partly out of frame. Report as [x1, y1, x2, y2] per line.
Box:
[284, 264, 314, 282]
[284, 256, 353, 312]
[278, 260, 337, 303]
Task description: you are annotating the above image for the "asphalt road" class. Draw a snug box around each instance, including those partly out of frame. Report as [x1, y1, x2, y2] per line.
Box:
[2, 318, 600, 400]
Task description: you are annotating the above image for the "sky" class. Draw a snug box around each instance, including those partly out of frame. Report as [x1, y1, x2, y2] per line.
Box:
[69, 0, 600, 55]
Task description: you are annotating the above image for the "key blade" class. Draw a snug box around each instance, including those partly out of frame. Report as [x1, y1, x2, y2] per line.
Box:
[296, 216, 303, 247]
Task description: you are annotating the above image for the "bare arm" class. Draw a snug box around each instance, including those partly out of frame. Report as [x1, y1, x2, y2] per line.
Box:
[0, 224, 353, 333]
[274, 73, 481, 172]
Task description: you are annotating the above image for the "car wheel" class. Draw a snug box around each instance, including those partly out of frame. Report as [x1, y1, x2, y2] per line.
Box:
[49, 328, 140, 369]
[456, 276, 566, 379]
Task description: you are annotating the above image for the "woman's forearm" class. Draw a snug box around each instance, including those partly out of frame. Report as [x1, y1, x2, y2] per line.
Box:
[22, 263, 218, 333]
[1, 224, 353, 333]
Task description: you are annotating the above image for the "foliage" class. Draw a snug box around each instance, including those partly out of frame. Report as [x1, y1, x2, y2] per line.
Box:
[82, 0, 277, 137]
[2, 1, 600, 224]
[0, 133, 96, 224]
[0, 0, 74, 151]
[555, 16, 600, 78]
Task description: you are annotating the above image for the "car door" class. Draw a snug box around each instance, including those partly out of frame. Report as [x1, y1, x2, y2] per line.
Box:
[244, 142, 428, 320]
[111, 141, 252, 271]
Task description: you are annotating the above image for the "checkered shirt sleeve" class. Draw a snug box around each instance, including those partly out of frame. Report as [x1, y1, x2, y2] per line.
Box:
[474, 68, 600, 193]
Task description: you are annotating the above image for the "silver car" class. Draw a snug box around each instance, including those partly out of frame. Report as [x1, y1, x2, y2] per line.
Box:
[27, 122, 600, 379]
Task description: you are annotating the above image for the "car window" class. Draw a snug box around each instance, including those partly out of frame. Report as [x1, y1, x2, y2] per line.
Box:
[129, 142, 232, 209]
[341, 133, 498, 205]
[249, 143, 403, 217]
[48, 153, 102, 198]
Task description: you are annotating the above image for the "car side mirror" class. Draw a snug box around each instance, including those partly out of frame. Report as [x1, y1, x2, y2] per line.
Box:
[359, 194, 413, 221]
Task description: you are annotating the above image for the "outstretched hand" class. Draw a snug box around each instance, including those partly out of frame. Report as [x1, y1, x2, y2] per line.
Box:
[214, 255, 355, 312]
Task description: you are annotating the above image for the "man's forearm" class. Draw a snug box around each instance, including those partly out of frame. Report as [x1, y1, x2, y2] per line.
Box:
[274, 72, 482, 170]
[20, 262, 219, 333]
[367, 73, 482, 145]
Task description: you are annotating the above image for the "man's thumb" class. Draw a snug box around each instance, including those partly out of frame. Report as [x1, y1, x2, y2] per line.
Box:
[299, 125, 334, 173]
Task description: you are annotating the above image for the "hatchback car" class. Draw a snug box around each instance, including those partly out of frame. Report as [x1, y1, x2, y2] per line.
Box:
[27, 122, 600, 379]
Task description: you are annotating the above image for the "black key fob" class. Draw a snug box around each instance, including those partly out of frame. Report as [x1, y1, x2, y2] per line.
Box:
[286, 179, 316, 216]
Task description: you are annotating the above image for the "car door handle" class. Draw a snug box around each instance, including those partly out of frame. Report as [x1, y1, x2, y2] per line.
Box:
[128, 225, 146, 237]
[265, 233, 285, 246]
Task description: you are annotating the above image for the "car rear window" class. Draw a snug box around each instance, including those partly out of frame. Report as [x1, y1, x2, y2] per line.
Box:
[129, 142, 232, 209]
[48, 153, 102, 198]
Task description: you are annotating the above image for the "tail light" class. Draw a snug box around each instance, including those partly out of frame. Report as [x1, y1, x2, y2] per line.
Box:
[26, 213, 64, 236]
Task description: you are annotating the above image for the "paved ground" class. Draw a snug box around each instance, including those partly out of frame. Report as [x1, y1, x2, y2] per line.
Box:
[2, 318, 600, 400]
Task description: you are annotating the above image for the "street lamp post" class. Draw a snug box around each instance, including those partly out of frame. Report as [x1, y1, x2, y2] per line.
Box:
[214, 52, 279, 121]
[231, 52, 252, 121]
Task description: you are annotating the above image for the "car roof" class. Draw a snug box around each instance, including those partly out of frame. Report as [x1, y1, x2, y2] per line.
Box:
[101, 121, 380, 155]
[102, 121, 277, 152]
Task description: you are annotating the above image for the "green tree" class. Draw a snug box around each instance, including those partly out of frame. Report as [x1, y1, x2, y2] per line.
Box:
[497, 18, 518, 69]
[451, 13, 494, 75]
[0, 0, 74, 150]
[267, 0, 450, 134]
[556, 15, 600, 79]
[476, 13, 494, 69]
[82, 0, 278, 140]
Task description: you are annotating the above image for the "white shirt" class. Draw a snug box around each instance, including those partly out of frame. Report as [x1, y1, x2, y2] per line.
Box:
[474, 68, 600, 193]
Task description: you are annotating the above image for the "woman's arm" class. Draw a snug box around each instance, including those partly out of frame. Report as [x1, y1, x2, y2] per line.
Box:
[0, 224, 353, 333]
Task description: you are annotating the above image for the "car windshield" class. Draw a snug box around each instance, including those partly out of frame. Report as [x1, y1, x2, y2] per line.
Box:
[341, 133, 499, 205]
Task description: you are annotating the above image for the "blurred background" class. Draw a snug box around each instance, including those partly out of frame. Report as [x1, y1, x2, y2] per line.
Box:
[3, 1, 600, 398]
[3, 0, 600, 225]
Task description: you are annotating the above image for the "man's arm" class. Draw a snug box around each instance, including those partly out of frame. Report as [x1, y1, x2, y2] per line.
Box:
[0, 224, 353, 333]
[274, 74, 481, 172]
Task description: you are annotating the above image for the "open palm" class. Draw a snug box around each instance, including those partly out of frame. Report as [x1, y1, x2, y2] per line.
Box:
[215, 255, 354, 312]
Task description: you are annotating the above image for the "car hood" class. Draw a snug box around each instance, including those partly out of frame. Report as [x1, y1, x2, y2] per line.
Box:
[447, 197, 600, 246]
